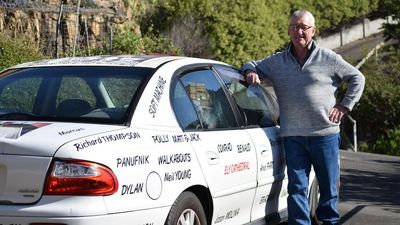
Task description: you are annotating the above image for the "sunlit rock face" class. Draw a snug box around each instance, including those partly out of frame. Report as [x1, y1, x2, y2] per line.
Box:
[0, 0, 141, 53]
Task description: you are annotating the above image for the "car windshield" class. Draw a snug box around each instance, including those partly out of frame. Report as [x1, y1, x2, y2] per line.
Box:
[0, 66, 154, 124]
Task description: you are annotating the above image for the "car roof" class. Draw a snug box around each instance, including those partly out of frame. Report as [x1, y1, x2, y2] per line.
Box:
[9, 55, 226, 69]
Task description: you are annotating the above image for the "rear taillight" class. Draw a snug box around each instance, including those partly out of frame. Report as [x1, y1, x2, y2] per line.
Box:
[44, 160, 118, 196]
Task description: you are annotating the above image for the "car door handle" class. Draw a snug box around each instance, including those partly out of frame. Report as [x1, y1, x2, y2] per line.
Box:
[206, 151, 220, 165]
[261, 149, 270, 157]
[260, 144, 271, 157]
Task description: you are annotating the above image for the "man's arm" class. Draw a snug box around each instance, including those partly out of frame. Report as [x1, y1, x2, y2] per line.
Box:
[331, 54, 366, 122]
[335, 56, 366, 111]
[241, 58, 271, 85]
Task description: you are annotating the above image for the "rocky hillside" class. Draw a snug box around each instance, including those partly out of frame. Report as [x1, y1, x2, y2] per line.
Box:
[0, 0, 141, 55]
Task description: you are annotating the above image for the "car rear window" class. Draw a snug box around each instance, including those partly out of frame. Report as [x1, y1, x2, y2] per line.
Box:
[0, 66, 154, 124]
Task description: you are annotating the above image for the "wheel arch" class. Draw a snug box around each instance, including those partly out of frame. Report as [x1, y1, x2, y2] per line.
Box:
[185, 185, 214, 225]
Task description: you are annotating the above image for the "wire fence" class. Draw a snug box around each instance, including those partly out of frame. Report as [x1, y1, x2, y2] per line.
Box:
[0, 0, 121, 58]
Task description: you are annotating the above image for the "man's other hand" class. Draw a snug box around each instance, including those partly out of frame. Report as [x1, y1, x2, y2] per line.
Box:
[329, 104, 349, 123]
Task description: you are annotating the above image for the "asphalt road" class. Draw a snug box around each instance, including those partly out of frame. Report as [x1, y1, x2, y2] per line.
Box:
[339, 150, 400, 225]
[334, 32, 386, 64]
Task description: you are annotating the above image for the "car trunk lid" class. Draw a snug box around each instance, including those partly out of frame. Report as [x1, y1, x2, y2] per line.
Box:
[0, 121, 125, 204]
[0, 155, 52, 204]
[0, 121, 125, 156]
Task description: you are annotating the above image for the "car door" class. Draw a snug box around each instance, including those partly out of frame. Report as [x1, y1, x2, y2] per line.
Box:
[241, 91, 287, 219]
[213, 65, 287, 222]
[171, 66, 258, 225]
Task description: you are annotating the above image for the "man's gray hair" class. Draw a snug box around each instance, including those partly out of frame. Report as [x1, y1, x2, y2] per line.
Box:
[290, 10, 315, 27]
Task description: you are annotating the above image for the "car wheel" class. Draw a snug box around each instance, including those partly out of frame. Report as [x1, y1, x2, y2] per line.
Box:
[309, 178, 322, 225]
[165, 191, 207, 225]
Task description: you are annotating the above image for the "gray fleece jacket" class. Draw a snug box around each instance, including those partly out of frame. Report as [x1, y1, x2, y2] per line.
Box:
[242, 41, 365, 137]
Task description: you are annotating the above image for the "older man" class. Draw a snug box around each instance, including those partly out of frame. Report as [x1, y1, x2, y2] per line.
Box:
[242, 10, 365, 225]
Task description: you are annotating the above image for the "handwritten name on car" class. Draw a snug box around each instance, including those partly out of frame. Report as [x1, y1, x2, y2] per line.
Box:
[58, 128, 85, 136]
[260, 161, 274, 172]
[164, 169, 191, 182]
[121, 183, 144, 195]
[224, 162, 250, 175]
[152, 133, 201, 144]
[214, 208, 240, 224]
[237, 143, 251, 153]
[217, 143, 232, 153]
[73, 131, 141, 151]
[149, 76, 167, 118]
[158, 153, 191, 165]
[217, 142, 251, 154]
[117, 155, 150, 168]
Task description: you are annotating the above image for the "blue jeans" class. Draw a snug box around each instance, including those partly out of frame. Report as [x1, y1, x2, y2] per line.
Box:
[284, 134, 340, 225]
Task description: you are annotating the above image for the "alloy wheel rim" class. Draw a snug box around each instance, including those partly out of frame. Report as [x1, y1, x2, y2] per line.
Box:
[177, 209, 201, 225]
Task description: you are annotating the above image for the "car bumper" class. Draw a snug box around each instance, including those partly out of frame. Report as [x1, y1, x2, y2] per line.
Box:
[0, 196, 170, 225]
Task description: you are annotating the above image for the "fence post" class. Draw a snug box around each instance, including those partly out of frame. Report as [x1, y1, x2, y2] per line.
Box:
[84, 17, 90, 55]
[346, 115, 358, 152]
[55, 0, 65, 58]
[108, 21, 113, 54]
[72, 0, 81, 57]
[363, 17, 366, 38]
[340, 27, 343, 46]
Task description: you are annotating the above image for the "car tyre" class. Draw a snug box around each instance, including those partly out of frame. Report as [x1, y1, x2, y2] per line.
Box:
[165, 191, 207, 225]
[309, 178, 322, 225]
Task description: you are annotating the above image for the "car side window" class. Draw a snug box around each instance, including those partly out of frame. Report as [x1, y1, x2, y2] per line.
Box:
[214, 65, 279, 127]
[102, 77, 140, 107]
[177, 69, 238, 130]
[172, 81, 201, 130]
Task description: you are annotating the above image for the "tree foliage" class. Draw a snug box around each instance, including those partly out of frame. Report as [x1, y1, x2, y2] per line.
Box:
[379, 0, 400, 46]
[112, 27, 180, 55]
[353, 48, 400, 155]
[141, 0, 380, 67]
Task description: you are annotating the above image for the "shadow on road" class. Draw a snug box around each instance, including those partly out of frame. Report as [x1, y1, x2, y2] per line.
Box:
[340, 205, 366, 224]
[340, 158, 400, 214]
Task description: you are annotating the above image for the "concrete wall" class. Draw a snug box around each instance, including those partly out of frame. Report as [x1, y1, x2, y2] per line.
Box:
[315, 17, 391, 49]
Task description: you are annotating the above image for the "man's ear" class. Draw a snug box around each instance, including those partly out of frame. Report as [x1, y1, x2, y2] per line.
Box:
[311, 27, 316, 37]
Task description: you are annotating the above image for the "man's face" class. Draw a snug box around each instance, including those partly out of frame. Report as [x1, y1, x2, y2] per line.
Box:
[288, 16, 315, 49]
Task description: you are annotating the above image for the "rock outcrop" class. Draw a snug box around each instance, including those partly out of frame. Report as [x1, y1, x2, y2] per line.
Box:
[0, 0, 140, 56]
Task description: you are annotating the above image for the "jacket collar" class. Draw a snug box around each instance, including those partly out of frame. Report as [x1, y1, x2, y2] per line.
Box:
[288, 40, 316, 65]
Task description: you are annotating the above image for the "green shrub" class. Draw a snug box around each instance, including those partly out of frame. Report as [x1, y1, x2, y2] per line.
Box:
[142, 35, 181, 55]
[352, 48, 400, 155]
[112, 29, 145, 55]
[379, 0, 400, 46]
[372, 126, 400, 156]
[112, 28, 180, 55]
[0, 33, 45, 70]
